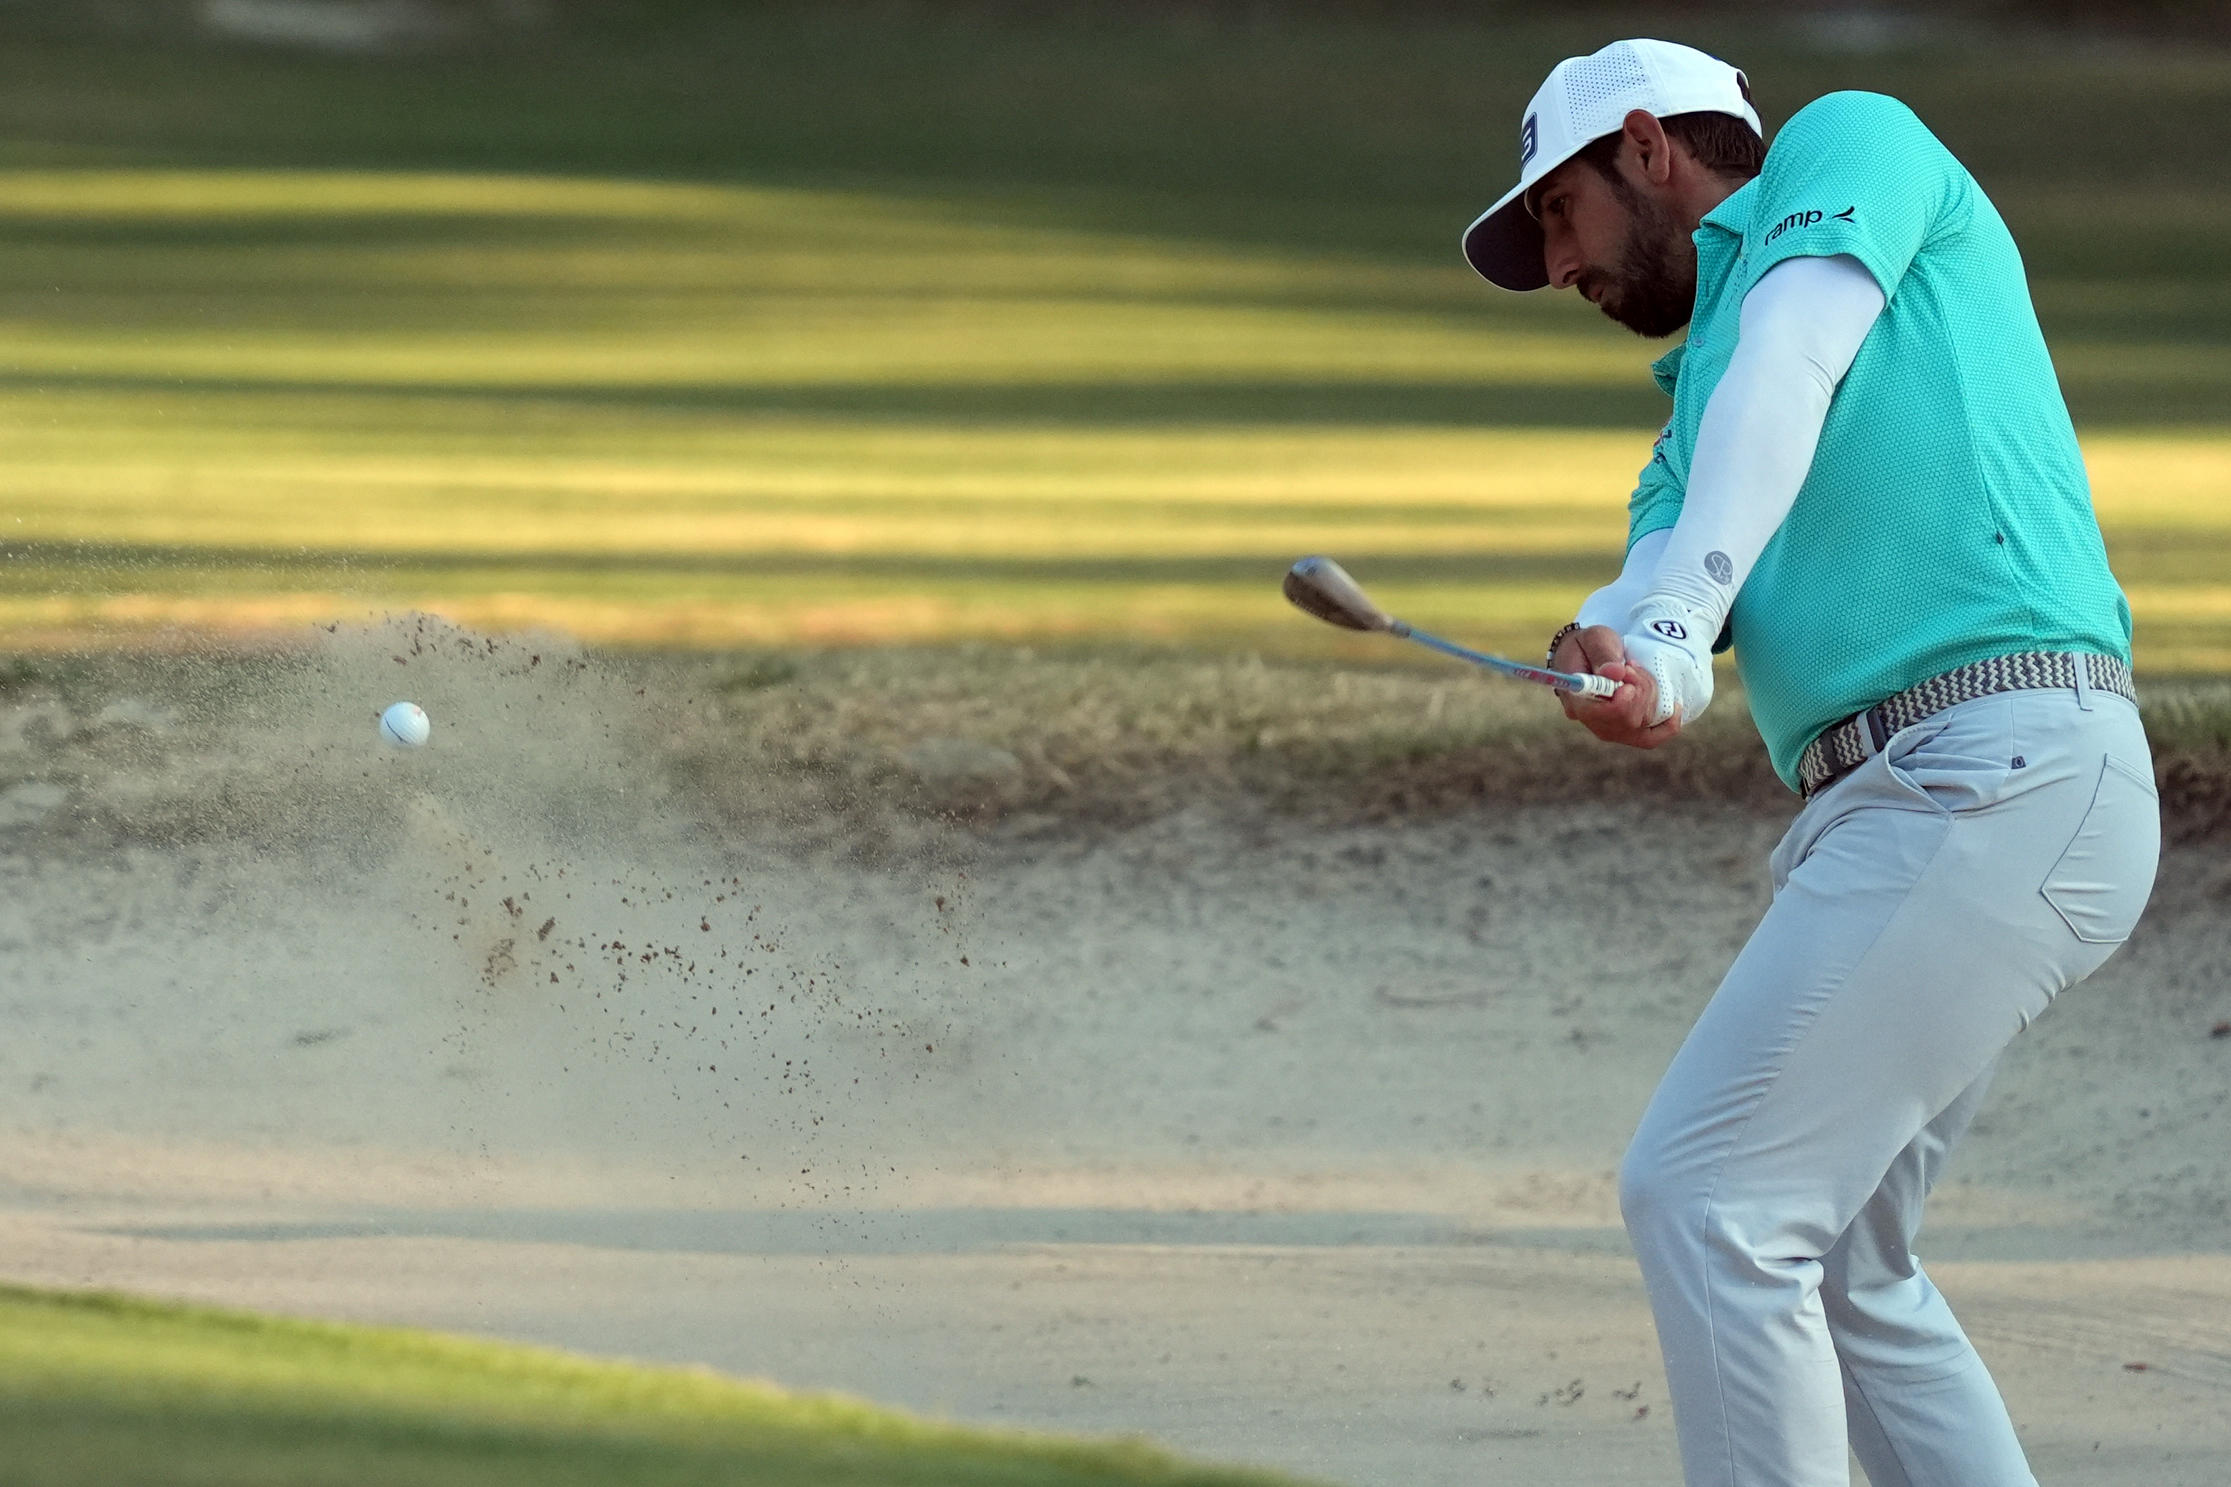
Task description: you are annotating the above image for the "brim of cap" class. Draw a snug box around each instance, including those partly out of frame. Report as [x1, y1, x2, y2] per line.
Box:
[1462, 177, 1549, 292]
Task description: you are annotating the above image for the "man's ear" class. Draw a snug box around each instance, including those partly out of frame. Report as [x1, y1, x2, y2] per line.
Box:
[1622, 109, 1674, 186]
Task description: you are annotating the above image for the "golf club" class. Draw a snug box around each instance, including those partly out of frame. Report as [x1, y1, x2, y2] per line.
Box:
[1283, 556, 1619, 699]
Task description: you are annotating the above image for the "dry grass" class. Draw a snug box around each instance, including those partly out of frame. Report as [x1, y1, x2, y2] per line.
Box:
[6, 640, 2227, 865]
[638, 646, 1772, 846]
[653, 648, 2231, 843]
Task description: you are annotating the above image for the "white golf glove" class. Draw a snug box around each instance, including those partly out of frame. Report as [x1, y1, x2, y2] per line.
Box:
[1622, 596, 1716, 726]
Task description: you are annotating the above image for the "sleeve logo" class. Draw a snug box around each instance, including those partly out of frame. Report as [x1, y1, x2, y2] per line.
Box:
[1704, 551, 1734, 585]
[1764, 206, 1856, 246]
[1520, 113, 1539, 168]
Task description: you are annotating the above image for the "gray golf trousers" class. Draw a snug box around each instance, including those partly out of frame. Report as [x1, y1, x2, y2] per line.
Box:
[1622, 682, 2159, 1487]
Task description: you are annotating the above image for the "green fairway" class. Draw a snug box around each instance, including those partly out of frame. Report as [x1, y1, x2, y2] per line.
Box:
[0, 1284, 1310, 1487]
[1, 10, 2228, 668]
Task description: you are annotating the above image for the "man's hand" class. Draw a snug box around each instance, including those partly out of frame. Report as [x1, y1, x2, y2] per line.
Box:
[1551, 624, 1685, 749]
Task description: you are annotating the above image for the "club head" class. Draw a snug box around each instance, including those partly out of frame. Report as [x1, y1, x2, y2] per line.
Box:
[1283, 556, 1393, 633]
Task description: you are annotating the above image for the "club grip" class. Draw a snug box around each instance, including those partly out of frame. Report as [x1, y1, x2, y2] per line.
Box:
[1568, 672, 1620, 699]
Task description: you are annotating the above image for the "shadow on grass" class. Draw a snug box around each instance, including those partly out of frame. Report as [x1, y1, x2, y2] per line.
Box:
[2098, 527, 2231, 583]
[5, 358, 2229, 430]
[0, 213, 676, 250]
[0, 541, 1621, 589]
[0, 369, 1674, 430]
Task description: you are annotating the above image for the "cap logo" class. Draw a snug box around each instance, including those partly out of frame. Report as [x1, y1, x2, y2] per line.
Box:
[1519, 113, 1539, 168]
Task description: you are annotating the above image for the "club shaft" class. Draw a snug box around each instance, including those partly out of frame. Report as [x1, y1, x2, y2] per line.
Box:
[1392, 623, 1620, 698]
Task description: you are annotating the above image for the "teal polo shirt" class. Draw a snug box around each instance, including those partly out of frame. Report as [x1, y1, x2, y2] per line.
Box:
[1627, 90, 2132, 790]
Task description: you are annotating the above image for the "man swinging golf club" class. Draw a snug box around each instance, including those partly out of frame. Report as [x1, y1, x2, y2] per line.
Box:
[1463, 39, 2160, 1486]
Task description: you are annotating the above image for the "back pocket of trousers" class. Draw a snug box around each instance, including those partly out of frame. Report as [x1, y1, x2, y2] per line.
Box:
[2041, 754, 2161, 945]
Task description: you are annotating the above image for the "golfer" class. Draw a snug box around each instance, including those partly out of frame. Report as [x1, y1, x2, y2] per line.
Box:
[1463, 39, 2160, 1487]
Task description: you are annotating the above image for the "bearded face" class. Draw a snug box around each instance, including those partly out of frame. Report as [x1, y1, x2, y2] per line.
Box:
[1577, 170, 1699, 340]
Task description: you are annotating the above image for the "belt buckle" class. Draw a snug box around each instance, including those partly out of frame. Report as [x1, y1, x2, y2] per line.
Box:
[1841, 704, 1891, 772]
[1805, 705, 1889, 800]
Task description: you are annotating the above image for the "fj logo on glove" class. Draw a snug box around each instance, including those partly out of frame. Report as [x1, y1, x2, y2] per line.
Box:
[1651, 618, 1689, 641]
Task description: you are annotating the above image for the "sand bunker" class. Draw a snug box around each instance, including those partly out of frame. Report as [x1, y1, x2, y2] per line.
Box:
[2, 617, 2226, 1483]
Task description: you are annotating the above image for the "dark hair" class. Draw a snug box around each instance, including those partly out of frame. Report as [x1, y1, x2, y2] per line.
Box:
[1576, 110, 1765, 186]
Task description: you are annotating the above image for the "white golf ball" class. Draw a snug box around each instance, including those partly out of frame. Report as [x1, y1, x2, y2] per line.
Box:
[379, 701, 431, 748]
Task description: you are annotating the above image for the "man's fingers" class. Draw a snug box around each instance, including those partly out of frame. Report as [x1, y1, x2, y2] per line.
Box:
[1564, 686, 1640, 728]
[1576, 625, 1627, 672]
[1552, 634, 1683, 749]
[1554, 656, 1685, 748]
[1556, 627, 1620, 722]
[1597, 660, 1657, 725]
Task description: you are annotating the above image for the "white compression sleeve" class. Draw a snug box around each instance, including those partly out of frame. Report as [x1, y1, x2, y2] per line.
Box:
[1624, 254, 1887, 723]
[1575, 527, 1669, 632]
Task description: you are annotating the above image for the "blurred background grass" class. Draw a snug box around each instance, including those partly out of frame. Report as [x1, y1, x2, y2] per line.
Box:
[0, 2, 2227, 671]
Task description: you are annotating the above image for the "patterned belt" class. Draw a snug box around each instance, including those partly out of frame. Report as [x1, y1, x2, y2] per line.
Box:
[1797, 651, 2137, 799]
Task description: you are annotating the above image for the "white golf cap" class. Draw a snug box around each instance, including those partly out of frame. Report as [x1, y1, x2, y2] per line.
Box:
[1462, 39, 1760, 291]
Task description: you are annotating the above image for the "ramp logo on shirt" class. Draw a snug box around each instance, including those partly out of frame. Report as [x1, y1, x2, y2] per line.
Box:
[1650, 420, 1673, 468]
[1764, 206, 1856, 246]
[1519, 113, 1539, 168]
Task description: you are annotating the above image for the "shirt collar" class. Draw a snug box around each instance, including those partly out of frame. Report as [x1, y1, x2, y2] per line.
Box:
[1700, 177, 1758, 239]
[1649, 180, 1764, 394]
